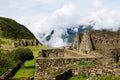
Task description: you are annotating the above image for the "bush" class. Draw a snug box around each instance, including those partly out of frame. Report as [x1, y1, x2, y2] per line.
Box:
[13, 48, 34, 61]
[0, 49, 16, 76]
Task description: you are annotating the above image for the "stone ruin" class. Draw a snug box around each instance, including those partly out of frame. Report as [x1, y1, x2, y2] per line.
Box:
[12, 39, 42, 47]
[34, 48, 99, 79]
[73, 30, 120, 61]
[34, 30, 120, 80]
[39, 49, 64, 58]
[73, 30, 120, 53]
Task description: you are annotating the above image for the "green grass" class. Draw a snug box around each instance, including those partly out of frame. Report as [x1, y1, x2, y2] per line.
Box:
[69, 76, 120, 80]
[69, 76, 88, 80]
[0, 37, 12, 45]
[13, 46, 49, 78]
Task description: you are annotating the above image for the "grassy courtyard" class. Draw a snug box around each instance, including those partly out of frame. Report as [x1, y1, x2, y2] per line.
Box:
[13, 46, 49, 78]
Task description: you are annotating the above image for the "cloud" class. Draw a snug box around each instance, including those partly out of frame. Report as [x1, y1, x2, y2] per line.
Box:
[35, 0, 56, 3]
[93, 0, 102, 7]
[30, 3, 77, 47]
[92, 10, 120, 31]
[1, 0, 120, 47]
[16, 1, 120, 47]
[79, 9, 120, 31]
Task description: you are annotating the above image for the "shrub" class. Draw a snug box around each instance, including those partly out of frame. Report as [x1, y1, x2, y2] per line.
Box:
[0, 49, 16, 76]
[13, 48, 34, 61]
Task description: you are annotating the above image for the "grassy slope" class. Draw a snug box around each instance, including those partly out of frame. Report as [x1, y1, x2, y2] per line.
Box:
[0, 17, 35, 39]
[0, 17, 37, 76]
[13, 46, 49, 78]
[0, 17, 37, 50]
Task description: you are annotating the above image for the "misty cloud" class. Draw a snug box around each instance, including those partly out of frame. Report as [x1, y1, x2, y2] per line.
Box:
[0, 0, 120, 47]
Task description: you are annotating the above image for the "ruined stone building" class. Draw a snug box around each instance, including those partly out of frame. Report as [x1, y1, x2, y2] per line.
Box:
[12, 39, 42, 47]
[72, 30, 120, 62]
[34, 30, 120, 80]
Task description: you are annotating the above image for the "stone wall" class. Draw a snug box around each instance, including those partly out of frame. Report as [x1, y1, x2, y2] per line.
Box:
[0, 61, 23, 79]
[34, 58, 97, 80]
[72, 32, 81, 51]
[72, 30, 120, 54]
[35, 57, 120, 80]
[38, 49, 87, 58]
[110, 48, 120, 63]
[39, 49, 64, 58]
[90, 31, 120, 51]
[13, 39, 42, 47]
[79, 30, 93, 53]
[72, 65, 120, 76]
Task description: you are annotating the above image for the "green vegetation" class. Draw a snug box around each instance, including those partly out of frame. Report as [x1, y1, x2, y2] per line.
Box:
[0, 17, 35, 39]
[69, 76, 120, 80]
[0, 49, 16, 76]
[0, 17, 45, 77]
[64, 59, 69, 64]
[13, 48, 33, 61]
[78, 60, 94, 66]
[13, 46, 49, 78]
[70, 60, 95, 69]
[0, 46, 48, 77]
[69, 76, 88, 80]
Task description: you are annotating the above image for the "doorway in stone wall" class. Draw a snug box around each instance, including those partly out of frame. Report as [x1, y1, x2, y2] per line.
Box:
[115, 54, 119, 63]
[112, 48, 120, 63]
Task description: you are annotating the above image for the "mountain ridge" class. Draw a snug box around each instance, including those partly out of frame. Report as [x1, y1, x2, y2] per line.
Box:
[0, 17, 35, 39]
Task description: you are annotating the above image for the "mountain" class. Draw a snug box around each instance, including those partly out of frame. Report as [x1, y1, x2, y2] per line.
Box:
[0, 17, 35, 39]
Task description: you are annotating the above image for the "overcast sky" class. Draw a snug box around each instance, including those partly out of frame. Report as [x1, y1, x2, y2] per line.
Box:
[1, 0, 120, 31]
[0, 0, 120, 47]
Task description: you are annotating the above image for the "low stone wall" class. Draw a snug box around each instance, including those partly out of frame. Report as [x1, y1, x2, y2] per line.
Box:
[38, 49, 86, 58]
[39, 49, 64, 58]
[0, 61, 23, 79]
[34, 58, 97, 80]
[72, 65, 120, 76]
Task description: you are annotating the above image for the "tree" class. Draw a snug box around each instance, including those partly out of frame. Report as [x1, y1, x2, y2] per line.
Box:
[13, 48, 33, 61]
